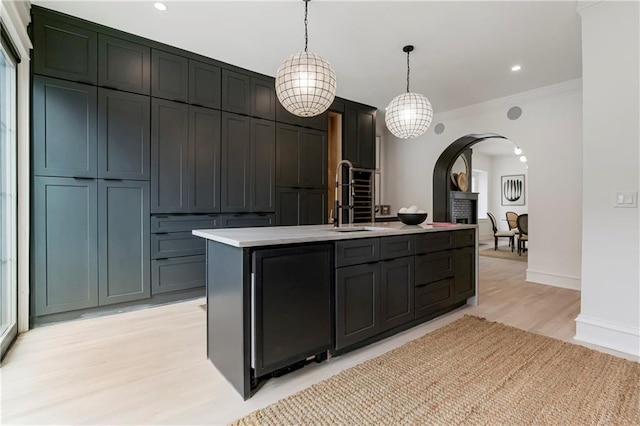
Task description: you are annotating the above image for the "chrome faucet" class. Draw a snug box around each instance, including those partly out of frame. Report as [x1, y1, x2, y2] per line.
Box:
[334, 160, 354, 227]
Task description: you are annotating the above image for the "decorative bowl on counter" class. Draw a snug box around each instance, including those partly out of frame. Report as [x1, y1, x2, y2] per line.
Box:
[397, 212, 428, 225]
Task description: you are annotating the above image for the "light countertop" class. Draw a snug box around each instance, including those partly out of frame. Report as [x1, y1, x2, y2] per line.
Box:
[192, 222, 477, 248]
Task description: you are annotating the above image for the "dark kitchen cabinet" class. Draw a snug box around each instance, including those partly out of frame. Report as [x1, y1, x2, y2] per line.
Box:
[189, 60, 221, 109]
[335, 263, 380, 350]
[152, 255, 206, 294]
[33, 76, 98, 178]
[251, 77, 276, 120]
[98, 88, 150, 180]
[415, 278, 454, 320]
[151, 99, 189, 213]
[34, 177, 98, 315]
[220, 213, 275, 228]
[343, 102, 376, 170]
[33, 13, 97, 84]
[302, 189, 327, 225]
[275, 188, 327, 226]
[221, 112, 251, 212]
[221, 69, 251, 115]
[380, 256, 415, 331]
[152, 49, 189, 103]
[250, 119, 276, 212]
[98, 180, 150, 305]
[252, 244, 333, 377]
[454, 246, 475, 302]
[275, 98, 328, 131]
[189, 106, 221, 213]
[275, 124, 327, 189]
[415, 251, 454, 285]
[98, 34, 150, 95]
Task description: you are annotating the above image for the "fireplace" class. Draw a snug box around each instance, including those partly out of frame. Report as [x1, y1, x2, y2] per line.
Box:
[449, 191, 478, 224]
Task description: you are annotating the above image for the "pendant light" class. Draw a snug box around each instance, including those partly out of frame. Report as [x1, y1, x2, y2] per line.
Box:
[275, 0, 336, 117]
[385, 45, 433, 139]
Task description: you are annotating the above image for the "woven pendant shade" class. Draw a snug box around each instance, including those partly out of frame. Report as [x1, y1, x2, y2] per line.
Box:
[275, 52, 336, 117]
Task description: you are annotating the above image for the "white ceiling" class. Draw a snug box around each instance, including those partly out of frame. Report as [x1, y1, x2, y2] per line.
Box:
[32, 0, 583, 113]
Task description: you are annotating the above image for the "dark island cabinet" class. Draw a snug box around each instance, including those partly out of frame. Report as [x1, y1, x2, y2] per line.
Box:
[343, 102, 376, 170]
[454, 246, 476, 302]
[221, 112, 251, 212]
[152, 49, 189, 103]
[33, 13, 97, 84]
[380, 256, 415, 332]
[34, 177, 99, 315]
[151, 99, 189, 213]
[189, 60, 221, 109]
[98, 89, 150, 180]
[98, 180, 150, 305]
[275, 124, 327, 189]
[33, 76, 98, 178]
[221, 69, 251, 115]
[335, 263, 381, 350]
[98, 34, 150, 95]
[189, 106, 221, 213]
[275, 188, 327, 226]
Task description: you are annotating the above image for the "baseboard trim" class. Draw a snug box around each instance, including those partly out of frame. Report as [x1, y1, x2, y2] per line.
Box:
[575, 314, 640, 357]
[526, 269, 581, 290]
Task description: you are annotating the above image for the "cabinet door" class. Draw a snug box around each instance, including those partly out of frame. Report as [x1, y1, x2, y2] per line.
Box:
[33, 14, 97, 84]
[221, 69, 251, 115]
[275, 187, 301, 226]
[275, 124, 302, 187]
[151, 99, 189, 213]
[34, 177, 98, 315]
[220, 213, 275, 228]
[221, 112, 251, 212]
[251, 119, 276, 212]
[189, 106, 221, 212]
[33, 76, 97, 178]
[415, 278, 454, 319]
[335, 263, 380, 350]
[98, 89, 150, 180]
[152, 50, 189, 102]
[152, 255, 205, 294]
[343, 104, 359, 166]
[98, 180, 150, 305]
[357, 107, 376, 170]
[454, 247, 475, 302]
[189, 60, 221, 109]
[380, 256, 414, 331]
[98, 34, 150, 95]
[251, 77, 276, 120]
[302, 129, 327, 188]
[301, 189, 327, 225]
[415, 251, 454, 285]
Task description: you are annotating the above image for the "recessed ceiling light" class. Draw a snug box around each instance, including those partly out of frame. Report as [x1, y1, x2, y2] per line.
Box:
[514, 147, 523, 155]
[154, 2, 168, 11]
[511, 64, 522, 72]
[519, 155, 527, 163]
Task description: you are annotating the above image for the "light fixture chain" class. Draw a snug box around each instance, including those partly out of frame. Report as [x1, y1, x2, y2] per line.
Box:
[406, 49, 410, 93]
[304, 0, 309, 53]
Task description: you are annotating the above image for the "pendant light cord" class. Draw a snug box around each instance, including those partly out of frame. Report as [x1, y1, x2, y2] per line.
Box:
[304, 0, 309, 52]
[406, 50, 411, 93]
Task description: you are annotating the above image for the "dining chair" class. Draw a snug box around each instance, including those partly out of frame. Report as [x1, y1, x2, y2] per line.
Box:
[505, 211, 520, 237]
[517, 213, 528, 255]
[487, 212, 515, 251]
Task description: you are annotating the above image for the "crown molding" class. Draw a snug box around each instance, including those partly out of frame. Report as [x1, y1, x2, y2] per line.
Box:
[0, 0, 32, 58]
[576, 1, 604, 15]
[433, 78, 582, 123]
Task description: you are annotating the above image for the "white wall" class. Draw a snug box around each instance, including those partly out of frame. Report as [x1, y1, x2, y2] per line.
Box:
[380, 79, 583, 290]
[575, 1, 640, 356]
[489, 155, 528, 230]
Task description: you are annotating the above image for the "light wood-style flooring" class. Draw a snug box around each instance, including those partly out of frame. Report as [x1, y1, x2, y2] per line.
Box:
[1, 255, 633, 425]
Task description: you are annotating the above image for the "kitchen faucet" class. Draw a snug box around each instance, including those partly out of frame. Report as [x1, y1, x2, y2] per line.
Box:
[333, 159, 354, 227]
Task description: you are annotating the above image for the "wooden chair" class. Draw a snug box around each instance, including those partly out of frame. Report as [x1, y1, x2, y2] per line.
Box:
[505, 211, 520, 237]
[487, 212, 515, 251]
[517, 214, 528, 255]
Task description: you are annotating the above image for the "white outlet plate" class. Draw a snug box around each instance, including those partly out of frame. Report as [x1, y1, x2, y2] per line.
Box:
[614, 191, 638, 208]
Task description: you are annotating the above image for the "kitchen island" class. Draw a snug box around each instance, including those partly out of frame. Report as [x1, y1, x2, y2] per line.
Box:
[193, 222, 478, 399]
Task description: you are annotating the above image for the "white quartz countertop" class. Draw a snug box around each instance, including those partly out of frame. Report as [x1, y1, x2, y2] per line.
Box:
[192, 222, 477, 248]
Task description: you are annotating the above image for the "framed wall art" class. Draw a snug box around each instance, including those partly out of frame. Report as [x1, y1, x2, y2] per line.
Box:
[501, 174, 525, 206]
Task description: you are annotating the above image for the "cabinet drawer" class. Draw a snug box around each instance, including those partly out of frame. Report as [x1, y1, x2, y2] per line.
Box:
[151, 255, 205, 294]
[415, 251, 454, 285]
[335, 238, 380, 268]
[454, 229, 475, 248]
[151, 232, 205, 259]
[415, 231, 455, 254]
[415, 278, 454, 319]
[380, 235, 414, 260]
[151, 214, 220, 233]
[220, 213, 275, 228]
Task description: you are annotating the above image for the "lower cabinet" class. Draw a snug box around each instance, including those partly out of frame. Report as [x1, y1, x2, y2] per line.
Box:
[220, 213, 275, 228]
[415, 278, 454, 319]
[380, 257, 415, 331]
[335, 263, 380, 350]
[454, 246, 475, 302]
[34, 177, 149, 315]
[151, 255, 206, 294]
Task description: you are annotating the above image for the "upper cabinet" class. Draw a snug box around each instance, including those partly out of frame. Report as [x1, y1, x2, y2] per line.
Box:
[33, 13, 98, 84]
[152, 50, 189, 103]
[343, 101, 376, 170]
[276, 124, 327, 189]
[98, 35, 151, 95]
[251, 77, 276, 120]
[221, 69, 251, 115]
[189, 60, 221, 109]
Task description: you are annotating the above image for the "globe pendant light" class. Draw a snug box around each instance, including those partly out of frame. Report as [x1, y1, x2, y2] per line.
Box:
[385, 45, 433, 139]
[275, 0, 336, 117]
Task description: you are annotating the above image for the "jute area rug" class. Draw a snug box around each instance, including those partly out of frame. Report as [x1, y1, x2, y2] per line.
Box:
[233, 316, 639, 425]
[479, 246, 527, 262]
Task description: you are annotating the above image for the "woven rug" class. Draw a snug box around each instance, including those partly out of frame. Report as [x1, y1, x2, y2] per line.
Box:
[233, 316, 639, 425]
[479, 246, 527, 262]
